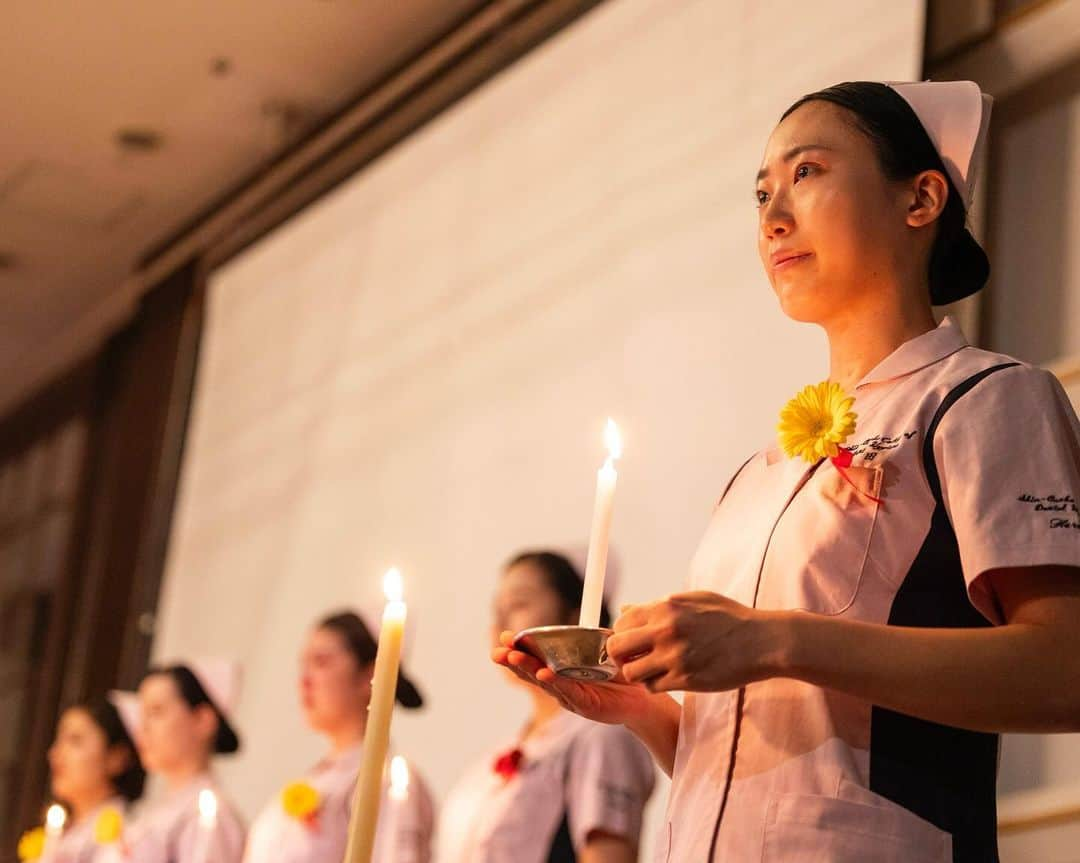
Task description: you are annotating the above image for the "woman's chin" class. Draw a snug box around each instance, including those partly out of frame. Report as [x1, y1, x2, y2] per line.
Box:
[776, 284, 830, 324]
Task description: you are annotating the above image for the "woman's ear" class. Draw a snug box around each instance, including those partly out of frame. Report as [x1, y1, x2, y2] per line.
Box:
[906, 169, 949, 228]
[193, 703, 220, 746]
[105, 745, 131, 781]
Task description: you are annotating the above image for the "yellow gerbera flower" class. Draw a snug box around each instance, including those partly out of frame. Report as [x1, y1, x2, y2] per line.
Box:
[777, 381, 857, 462]
[94, 807, 124, 845]
[281, 781, 321, 820]
[17, 827, 45, 861]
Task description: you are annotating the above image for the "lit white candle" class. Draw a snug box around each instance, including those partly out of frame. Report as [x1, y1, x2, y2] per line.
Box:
[344, 569, 407, 863]
[44, 804, 66, 853]
[385, 755, 411, 857]
[580, 419, 621, 628]
[194, 789, 217, 863]
[389, 755, 410, 803]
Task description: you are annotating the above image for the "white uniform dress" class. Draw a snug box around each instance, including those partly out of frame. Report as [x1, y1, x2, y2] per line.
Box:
[438, 712, 655, 863]
[39, 799, 125, 863]
[656, 318, 1080, 862]
[242, 745, 434, 863]
[121, 773, 245, 863]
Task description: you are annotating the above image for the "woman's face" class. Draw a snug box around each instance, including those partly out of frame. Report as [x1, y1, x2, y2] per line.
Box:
[299, 627, 371, 735]
[492, 562, 574, 647]
[48, 709, 119, 807]
[756, 100, 912, 324]
[136, 674, 215, 775]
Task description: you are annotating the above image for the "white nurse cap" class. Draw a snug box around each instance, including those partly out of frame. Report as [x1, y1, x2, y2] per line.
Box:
[107, 690, 141, 741]
[187, 657, 242, 719]
[885, 80, 993, 208]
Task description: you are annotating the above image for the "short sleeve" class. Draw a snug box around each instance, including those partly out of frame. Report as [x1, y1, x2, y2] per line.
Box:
[565, 724, 656, 852]
[385, 764, 435, 863]
[935, 365, 1080, 623]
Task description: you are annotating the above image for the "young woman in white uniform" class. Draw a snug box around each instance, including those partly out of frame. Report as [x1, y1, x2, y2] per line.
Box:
[242, 611, 434, 863]
[123, 660, 247, 863]
[20, 698, 144, 863]
[442, 551, 655, 863]
[496, 81, 1080, 862]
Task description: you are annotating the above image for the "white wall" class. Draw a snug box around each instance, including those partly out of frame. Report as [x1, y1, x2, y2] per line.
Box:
[155, 0, 924, 852]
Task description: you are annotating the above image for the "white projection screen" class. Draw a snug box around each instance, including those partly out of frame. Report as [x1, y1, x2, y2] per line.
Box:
[156, 0, 924, 852]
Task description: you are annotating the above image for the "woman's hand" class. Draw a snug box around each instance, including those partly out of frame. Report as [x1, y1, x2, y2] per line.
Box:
[607, 591, 786, 693]
[492, 632, 668, 726]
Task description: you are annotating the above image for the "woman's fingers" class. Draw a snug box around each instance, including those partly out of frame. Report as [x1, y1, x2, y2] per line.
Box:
[620, 651, 670, 686]
[507, 649, 546, 675]
[606, 626, 658, 664]
[641, 671, 680, 694]
[613, 602, 652, 633]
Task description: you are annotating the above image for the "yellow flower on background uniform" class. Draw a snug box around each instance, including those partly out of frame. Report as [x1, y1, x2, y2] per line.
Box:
[778, 380, 857, 462]
[94, 807, 124, 845]
[17, 827, 45, 861]
[281, 781, 321, 820]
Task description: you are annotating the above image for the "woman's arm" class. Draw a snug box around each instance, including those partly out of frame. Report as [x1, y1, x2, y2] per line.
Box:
[608, 565, 1080, 734]
[782, 565, 1080, 733]
[580, 832, 637, 863]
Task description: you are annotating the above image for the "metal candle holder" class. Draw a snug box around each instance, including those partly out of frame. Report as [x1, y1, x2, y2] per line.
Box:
[513, 625, 617, 682]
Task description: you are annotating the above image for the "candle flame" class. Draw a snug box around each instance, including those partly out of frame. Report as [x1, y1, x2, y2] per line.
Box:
[198, 789, 218, 822]
[390, 755, 410, 800]
[46, 804, 66, 833]
[604, 418, 622, 461]
[383, 567, 403, 603]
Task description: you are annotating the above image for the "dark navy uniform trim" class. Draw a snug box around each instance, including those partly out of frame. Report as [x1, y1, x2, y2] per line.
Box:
[869, 361, 1019, 863]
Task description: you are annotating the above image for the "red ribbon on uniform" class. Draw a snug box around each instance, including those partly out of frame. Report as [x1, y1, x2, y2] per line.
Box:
[829, 448, 884, 504]
[493, 747, 524, 781]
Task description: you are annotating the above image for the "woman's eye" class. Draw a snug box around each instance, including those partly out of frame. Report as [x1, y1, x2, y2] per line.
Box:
[794, 163, 813, 182]
[755, 190, 769, 207]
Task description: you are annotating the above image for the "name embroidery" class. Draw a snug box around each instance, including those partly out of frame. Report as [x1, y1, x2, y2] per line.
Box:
[1018, 494, 1080, 530]
[847, 430, 919, 462]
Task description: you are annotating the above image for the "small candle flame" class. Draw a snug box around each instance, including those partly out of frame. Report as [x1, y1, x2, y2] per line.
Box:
[604, 418, 622, 461]
[198, 789, 218, 824]
[45, 804, 66, 834]
[390, 755, 410, 800]
[383, 568, 403, 603]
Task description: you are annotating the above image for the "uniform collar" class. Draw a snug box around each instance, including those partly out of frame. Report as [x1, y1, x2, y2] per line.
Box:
[855, 316, 969, 390]
[764, 317, 968, 467]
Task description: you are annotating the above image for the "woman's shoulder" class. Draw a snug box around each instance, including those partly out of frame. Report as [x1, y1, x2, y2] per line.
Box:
[569, 717, 653, 763]
[931, 346, 1073, 420]
[932, 344, 1047, 392]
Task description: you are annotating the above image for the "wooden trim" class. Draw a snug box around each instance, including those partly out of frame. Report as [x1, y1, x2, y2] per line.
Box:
[999, 802, 1080, 833]
[929, 0, 1080, 99]
[931, 0, 1061, 69]
[1, 360, 97, 849]
[115, 260, 207, 687]
[1047, 355, 1080, 384]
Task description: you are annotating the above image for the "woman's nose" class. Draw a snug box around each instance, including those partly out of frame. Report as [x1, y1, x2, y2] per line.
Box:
[761, 195, 794, 239]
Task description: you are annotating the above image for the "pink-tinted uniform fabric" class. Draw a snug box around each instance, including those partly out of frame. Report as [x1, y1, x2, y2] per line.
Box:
[242, 745, 434, 863]
[118, 773, 245, 863]
[438, 712, 655, 863]
[37, 799, 125, 863]
[657, 318, 1080, 862]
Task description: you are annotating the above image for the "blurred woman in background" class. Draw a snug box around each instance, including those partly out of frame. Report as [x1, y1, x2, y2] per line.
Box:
[242, 610, 434, 863]
[17, 697, 144, 862]
[440, 550, 655, 863]
[123, 659, 247, 862]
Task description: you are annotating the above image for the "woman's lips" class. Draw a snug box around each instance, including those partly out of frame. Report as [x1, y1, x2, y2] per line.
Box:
[772, 252, 812, 270]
